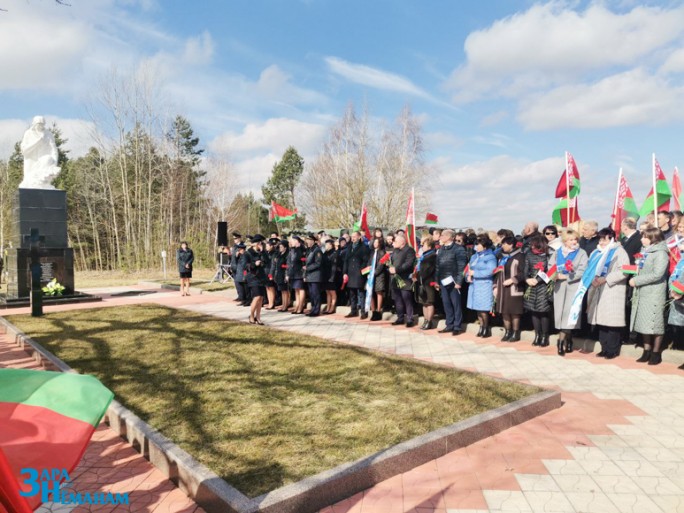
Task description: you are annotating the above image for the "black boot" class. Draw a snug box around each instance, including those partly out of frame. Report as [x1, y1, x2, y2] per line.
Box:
[540, 334, 550, 347]
[566, 334, 574, 353]
[647, 351, 662, 365]
[476, 325, 485, 337]
[636, 349, 652, 363]
[557, 338, 565, 356]
[482, 326, 492, 338]
[360, 311, 368, 320]
[532, 332, 541, 346]
[370, 311, 382, 321]
[509, 330, 521, 342]
[501, 329, 512, 342]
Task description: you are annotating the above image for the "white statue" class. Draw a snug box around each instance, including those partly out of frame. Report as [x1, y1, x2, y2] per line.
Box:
[19, 116, 61, 189]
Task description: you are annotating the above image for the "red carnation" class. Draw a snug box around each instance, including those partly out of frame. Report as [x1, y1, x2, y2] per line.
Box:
[301, 257, 306, 262]
[534, 262, 545, 271]
[564, 261, 574, 273]
[634, 253, 643, 259]
[516, 241, 523, 248]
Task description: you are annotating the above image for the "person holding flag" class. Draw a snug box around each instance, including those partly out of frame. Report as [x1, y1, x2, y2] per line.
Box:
[667, 235, 684, 344]
[389, 233, 417, 327]
[629, 227, 670, 365]
[465, 234, 497, 338]
[493, 236, 525, 342]
[549, 230, 588, 356]
[584, 228, 630, 359]
[366, 237, 389, 321]
[416, 236, 438, 330]
[523, 235, 553, 347]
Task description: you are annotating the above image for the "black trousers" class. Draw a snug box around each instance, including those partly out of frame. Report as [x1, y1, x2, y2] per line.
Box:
[308, 282, 322, 315]
[599, 325, 622, 355]
[235, 281, 249, 302]
[392, 288, 414, 323]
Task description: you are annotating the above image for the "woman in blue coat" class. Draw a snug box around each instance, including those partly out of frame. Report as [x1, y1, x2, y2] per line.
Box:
[467, 234, 497, 338]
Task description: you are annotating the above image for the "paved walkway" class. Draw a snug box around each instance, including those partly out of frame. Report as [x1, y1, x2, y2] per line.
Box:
[2, 286, 684, 512]
[183, 300, 684, 513]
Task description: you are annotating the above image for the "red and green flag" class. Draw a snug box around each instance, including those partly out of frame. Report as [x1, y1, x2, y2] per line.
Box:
[554, 152, 581, 199]
[671, 280, 684, 295]
[378, 253, 390, 265]
[611, 169, 640, 235]
[639, 156, 672, 217]
[492, 265, 504, 275]
[405, 188, 417, 250]
[361, 266, 371, 275]
[425, 212, 438, 225]
[552, 197, 580, 227]
[352, 202, 372, 241]
[0, 369, 113, 512]
[269, 201, 297, 223]
[552, 152, 581, 227]
[547, 264, 558, 281]
[673, 167, 683, 211]
[621, 264, 638, 275]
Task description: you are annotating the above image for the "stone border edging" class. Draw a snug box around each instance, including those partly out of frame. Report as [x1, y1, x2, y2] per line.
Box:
[137, 280, 205, 295]
[0, 316, 560, 513]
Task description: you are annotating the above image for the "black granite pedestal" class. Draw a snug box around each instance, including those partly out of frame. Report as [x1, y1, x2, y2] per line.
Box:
[5, 189, 75, 299]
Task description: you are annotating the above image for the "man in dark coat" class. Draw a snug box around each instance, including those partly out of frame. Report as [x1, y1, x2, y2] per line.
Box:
[304, 234, 323, 316]
[620, 217, 642, 264]
[343, 231, 370, 319]
[580, 220, 599, 255]
[389, 233, 416, 327]
[521, 222, 541, 254]
[435, 229, 467, 335]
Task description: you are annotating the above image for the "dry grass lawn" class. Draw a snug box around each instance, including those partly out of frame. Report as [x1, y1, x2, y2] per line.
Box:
[8, 305, 538, 497]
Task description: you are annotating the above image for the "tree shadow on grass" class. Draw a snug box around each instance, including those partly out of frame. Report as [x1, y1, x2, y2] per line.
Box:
[8, 304, 535, 498]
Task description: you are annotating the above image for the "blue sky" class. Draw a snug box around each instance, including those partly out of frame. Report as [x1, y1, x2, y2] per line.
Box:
[2, 0, 684, 229]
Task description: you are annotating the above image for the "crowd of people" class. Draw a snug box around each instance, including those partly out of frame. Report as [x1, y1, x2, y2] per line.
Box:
[181, 209, 684, 367]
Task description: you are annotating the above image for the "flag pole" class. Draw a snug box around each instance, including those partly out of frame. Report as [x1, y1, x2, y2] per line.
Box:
[412, 187, 417, 249]
[565, 151, 570, 227]
[612, 168, 622, 233]
[652, 153, 658, 221]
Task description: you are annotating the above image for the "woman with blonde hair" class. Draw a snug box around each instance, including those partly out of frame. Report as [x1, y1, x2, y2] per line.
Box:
[549, 229, 588, 355]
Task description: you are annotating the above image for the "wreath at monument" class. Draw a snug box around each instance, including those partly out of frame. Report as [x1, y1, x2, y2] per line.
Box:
[42, 278, 65, 296]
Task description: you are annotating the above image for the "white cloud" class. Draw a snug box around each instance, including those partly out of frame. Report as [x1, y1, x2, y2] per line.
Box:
[447, 3, 684, 103]
[518, 69, 684, 130]
[430, 154, 615, 230]
[209, 118, 327, 157]
[256, 65, 327, 106]
[182, 31, 214, 66]
[325, 56, 431, 99]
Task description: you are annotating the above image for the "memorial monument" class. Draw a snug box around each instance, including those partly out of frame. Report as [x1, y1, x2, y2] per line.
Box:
[4, 116, 75, 302]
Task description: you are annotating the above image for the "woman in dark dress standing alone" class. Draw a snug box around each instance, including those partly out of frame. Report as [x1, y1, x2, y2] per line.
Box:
[177, 241, 194, 297]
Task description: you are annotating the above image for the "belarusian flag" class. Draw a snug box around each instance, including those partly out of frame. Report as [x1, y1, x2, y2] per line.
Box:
[405, 188, 416, 249]
[611, 169, 640, 235]
[639, 156, 672, 217]
[547, 264, 558, 281]
[361, 266, 371, 275]
[378, 252, 390, 265]
[352, 202, 372, 241]
[0, 369, 113, 512]
[270, 201, 297, 223]
[621, 264, 638, 275]
[671, 280, 684, 295]
[552, 197, 580, 227]
[673, 167, 683, 211]
[492, 265, 504, 275]
[425, 212, 438, 225]
[554, 153, 581, 199]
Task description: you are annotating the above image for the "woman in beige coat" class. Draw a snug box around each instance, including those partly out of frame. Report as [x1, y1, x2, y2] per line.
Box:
[550, 229, 588, 356]
[586, 227, 630, 359]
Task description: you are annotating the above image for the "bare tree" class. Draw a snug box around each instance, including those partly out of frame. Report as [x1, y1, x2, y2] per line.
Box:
[301, 103, 432, 230]
[300, 103, 373, 228]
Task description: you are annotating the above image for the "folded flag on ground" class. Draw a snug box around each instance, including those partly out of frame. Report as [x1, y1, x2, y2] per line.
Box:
[621, 264, 638, 275]
[0, 369, 113, 513]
